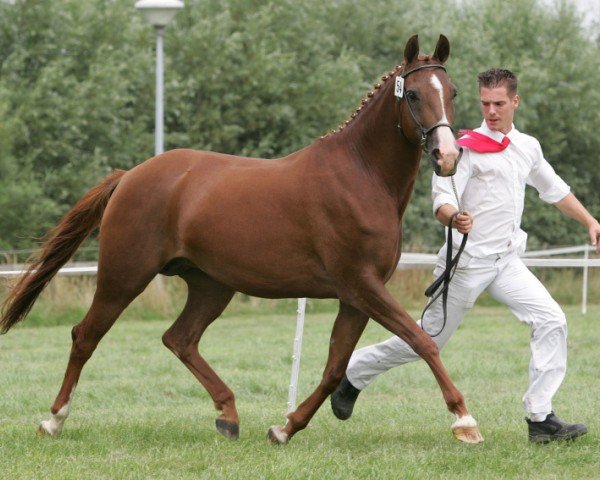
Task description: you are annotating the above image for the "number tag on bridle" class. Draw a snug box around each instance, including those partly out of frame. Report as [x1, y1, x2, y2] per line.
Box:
[394, 76, 404, 99]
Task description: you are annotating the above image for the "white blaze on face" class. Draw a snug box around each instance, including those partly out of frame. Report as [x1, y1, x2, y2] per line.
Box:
[429, 73, 458, 158]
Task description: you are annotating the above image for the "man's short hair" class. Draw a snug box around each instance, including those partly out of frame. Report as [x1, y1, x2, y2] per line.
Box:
[477, 68, 518, 97]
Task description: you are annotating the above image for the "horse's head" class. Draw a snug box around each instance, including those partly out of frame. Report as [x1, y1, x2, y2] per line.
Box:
[396, 34, 461, 177]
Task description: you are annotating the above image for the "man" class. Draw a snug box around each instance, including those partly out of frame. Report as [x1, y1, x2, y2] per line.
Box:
[331, 68, 600, 443]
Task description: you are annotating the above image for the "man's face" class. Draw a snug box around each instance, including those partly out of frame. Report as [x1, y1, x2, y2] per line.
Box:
[479, 85, 519, 134]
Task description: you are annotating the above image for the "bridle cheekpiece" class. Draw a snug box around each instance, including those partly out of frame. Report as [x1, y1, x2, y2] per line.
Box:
[395, 63, 453, 144]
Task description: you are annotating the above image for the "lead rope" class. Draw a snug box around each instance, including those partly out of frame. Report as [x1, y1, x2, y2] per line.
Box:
[420, 176, 467, 337]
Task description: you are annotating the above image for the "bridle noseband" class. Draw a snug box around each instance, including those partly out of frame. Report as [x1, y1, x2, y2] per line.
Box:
[396, 64, 457, 153]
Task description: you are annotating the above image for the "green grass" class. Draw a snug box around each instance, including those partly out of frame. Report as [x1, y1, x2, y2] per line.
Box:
[1, 305, 598, 479]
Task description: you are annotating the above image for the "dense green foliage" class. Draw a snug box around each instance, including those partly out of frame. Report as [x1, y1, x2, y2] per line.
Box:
[0, 0, 598, 252]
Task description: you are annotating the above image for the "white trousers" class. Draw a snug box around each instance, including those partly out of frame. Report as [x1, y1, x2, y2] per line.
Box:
[347, 250, 567, 417]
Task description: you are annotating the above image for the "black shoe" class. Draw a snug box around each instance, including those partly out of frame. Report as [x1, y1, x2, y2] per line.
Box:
[330, 375, 361, 420]
[526, 412, 587, 443]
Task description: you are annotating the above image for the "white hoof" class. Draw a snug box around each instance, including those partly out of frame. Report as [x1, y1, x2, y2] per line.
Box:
[38, 419, 63, 436]
[267, 425, 289, 445]
[37, 403, 70, 437]
[451, 414, 484, 444]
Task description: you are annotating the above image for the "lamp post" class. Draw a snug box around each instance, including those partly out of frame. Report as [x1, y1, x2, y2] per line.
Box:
[134, 0, 184, 156]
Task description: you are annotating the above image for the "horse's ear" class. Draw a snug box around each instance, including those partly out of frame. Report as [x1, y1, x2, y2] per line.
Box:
[403, 34, 420, 65]
[432, 34, 450, 64]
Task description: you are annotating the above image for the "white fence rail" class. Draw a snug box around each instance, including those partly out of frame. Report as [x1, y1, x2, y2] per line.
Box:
[398, 245, 600, 268]
[0, 264, 99, 277]
[1, 245, 598, 313]
[398, 244, 598, 315]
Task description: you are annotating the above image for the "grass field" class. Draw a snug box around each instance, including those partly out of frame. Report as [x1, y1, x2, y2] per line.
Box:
[1, 304, 598, 479]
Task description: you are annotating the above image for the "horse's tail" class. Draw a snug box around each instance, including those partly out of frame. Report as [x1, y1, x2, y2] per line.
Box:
[0, 169, 127, 334]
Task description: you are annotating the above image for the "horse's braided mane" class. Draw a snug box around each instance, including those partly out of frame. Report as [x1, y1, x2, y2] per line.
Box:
[320, 55, 432, 139]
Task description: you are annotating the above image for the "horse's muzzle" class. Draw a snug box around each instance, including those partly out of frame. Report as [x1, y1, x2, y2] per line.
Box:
[430, 146, 462, 177]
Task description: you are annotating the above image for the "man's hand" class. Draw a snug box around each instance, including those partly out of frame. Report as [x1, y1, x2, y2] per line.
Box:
[436, 204, 473, 234]
[452, 211, 473, 234]
[589, 220, 600, 254]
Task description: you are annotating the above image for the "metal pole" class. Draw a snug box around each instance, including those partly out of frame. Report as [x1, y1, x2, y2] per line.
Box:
[154, 26, 167, 292]
[287, 297, 306, 414]
[155, 26, 165, 155]
[582, 244, 589, 315]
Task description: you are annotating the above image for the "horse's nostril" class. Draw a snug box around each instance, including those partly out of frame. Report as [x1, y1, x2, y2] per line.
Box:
[432, 148, 441, 160]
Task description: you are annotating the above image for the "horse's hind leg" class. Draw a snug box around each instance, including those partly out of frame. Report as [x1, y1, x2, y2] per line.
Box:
[161, 270, 237, 439]
[38, 270, 155, 436]
[268, 302, 369, 444]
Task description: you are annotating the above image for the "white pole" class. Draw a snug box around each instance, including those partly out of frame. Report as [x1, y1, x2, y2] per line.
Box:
[135, 0, 183, 155]
[155, 26, 165, 155]
[287, 297, 306, 414]
[582, 244, 589, 315]
[153, 26, 166, 293]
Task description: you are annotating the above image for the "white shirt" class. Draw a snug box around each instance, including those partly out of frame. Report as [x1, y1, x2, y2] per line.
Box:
[432, 121, 570, 258]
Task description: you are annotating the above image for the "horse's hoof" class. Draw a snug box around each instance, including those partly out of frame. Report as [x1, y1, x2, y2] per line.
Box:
[452, 426, 484, 443]
[37, 420, 61, 437]
[215, 418, 239, 440]
[267, 425, 289, 445]
[451, 415, 484, 444]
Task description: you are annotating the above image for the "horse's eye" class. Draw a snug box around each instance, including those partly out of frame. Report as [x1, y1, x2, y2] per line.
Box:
[452, 89, 458, 99]
[406, 90, 419, 101]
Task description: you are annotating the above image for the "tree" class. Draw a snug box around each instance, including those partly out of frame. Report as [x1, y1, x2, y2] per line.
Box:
[0, 0, 597, 252]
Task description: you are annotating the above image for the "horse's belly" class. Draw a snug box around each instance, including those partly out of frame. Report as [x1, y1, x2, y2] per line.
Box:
[192, 251, 337, 299]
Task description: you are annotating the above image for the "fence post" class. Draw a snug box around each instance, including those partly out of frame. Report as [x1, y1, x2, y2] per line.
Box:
[287, 297, 306, 414]
[582, 244, 589, 315]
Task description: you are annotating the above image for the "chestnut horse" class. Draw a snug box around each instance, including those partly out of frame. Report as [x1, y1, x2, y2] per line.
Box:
[1, 35, 483, 444]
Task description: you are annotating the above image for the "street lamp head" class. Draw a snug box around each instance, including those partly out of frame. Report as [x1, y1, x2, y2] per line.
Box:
[134, 0, 184, 28]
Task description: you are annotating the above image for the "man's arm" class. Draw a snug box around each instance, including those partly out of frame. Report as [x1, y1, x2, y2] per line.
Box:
[435, 204, 473, 234]
[555, 193, 600, 254]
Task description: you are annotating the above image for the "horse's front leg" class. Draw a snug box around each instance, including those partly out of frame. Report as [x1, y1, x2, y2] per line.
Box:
[346, 275, 483, 444]
[267, 302, 368, 444]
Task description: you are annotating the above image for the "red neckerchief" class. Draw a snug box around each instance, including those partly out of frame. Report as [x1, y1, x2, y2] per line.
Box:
[457, 129, 510, 153]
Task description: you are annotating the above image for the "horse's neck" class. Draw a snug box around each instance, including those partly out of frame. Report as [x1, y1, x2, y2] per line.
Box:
[322, 84, 422, 206]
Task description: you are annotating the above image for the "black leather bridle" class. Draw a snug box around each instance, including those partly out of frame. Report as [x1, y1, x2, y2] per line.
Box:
[396, 63, 462, 175]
